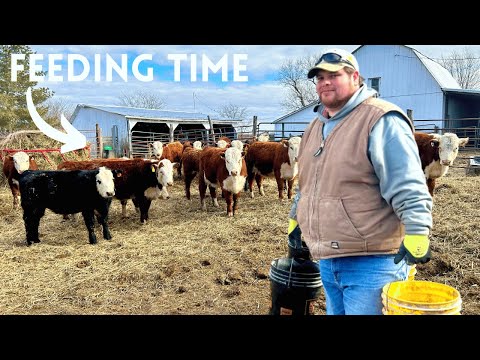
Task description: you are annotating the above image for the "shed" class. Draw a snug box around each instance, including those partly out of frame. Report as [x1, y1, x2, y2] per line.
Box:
[70, 104, 243, 157]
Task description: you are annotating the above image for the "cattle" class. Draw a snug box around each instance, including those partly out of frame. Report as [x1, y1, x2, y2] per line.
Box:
[2, 151, 39, 208]
[149, 141, 164, 159]
[156, 158, 178, 199]
[161, 141, 184, 177]
[58, 158, 165, 223]
[245, 136, 301, 200]
[193, 141, 203, 150]
[414, 131, 469, 196]
[181, 146, 202, 200]
[198, 146, 247, 216]
[257, 133, 270, 142]
[18, 167, 121, 245]
[230, 140, 244, 151]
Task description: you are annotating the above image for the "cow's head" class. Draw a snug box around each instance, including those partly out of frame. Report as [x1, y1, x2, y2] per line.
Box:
[284, 136, 302, 165]
[12, 151, 31, 174]
[220, 147, 244, 176]
[95, 166, 117, 198]
[155, 159, 175, 187]
[230, 140, 244, 151]
[193, 140, 203, 150]
[217, 139, 228, 148]
[150, 141, 164, 159]
[438, 133, 469, 166]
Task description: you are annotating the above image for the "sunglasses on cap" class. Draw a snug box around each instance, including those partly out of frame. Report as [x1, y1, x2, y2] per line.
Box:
[316, 52, 356, 69]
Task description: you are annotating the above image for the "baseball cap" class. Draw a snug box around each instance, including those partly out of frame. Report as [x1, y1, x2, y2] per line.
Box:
[307, 48, 359, 78]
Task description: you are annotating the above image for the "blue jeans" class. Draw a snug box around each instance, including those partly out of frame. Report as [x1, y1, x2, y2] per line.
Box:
[319, 255, 409, 315]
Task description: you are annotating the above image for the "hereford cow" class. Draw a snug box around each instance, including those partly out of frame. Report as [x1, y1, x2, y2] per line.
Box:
[193, 141, 203, 150]
[161, 141, 184, 177]
[58, 158, 165, 223]
[257, 132, 270, 142]
[245, 136, 301, 200]
[198, 146, 247, 216]
[149, 141, 164, 159]
[2, 151, 39, 208]
[156, 158, 178, 199]
[19, 167, 121, 245]
[414, 132, 469, 196]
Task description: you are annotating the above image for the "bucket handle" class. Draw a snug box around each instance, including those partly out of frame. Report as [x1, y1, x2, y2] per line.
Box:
[287, 259, 294, 288]
[384, 263, 411, 313]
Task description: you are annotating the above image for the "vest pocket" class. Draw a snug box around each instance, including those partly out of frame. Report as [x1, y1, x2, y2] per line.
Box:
[316, 198, 366, 252]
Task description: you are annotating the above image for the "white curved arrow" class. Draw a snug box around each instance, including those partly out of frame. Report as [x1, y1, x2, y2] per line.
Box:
[26, 87, 86, 153]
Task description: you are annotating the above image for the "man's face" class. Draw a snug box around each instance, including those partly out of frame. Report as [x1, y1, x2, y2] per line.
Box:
[314, 68, 359, 113]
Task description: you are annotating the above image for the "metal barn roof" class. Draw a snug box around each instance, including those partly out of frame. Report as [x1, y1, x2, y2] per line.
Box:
[73, 104, 242, 122]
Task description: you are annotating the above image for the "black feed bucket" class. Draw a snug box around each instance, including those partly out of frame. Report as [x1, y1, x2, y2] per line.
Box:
[287, 233, 312, 260]
[269, 257, 322, 315]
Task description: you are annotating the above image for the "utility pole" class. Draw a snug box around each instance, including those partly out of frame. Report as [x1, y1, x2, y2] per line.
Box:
[193, 92, 196, 111]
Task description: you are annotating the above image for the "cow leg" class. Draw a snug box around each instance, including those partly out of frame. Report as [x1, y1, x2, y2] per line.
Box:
[138, 197, 152, 223]
[121, 199, 128, 217]
[248, 173, 256, 198]
[427, 178, 436, 197]
[97, 209, 112, 240]
[287, 179, 294, 199]
[225, 191, 234, 217]
[274, 172, 284, 200]
[210, 186, 219, 207]
[23, 208, 44, 245]
[9, 179, 19, 208]
[82, 210, 97, 244]
[132, 197, 140, 214]
[199, 174, 208, 210]
[185, 173, 193, 200]
[256, 174, 264, 196]
[232, 192, 240, 215]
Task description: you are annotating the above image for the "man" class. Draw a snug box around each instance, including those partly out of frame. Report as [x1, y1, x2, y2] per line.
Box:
[288, 48, 433, 315]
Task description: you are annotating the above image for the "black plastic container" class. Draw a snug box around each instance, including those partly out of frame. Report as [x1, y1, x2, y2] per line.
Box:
[269, 257, 322, 315]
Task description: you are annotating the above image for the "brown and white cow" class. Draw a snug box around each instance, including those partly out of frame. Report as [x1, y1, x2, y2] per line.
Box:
[161, 141, 184, 177]
[198, 146, 247, 216]
[2, 151, 38, 208]
[58, 158, 165, 223]
[414, 132, 469, 196]
[149, 141, 164, 159]
[245, 136, 301, 200]
[257, 132, 270, 142]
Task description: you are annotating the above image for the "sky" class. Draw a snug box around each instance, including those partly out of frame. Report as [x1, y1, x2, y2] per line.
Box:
[21, 45, 480, 124]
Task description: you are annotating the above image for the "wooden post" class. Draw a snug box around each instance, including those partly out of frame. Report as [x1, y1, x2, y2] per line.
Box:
[96, 123, 103, 158]
[208, 116, 215, 145]
[252, 116, 258, 138]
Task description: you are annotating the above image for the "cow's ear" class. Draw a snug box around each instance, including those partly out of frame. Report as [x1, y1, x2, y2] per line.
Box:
[151, 164, 157, 172]
[430, 140, 440, 148]
[113, 169, 123, 178]
[30, 156, 35, 161]
[281, 139, 288, 147]
[459, 137, 469, 147]
[220, 152, 226, 159]
[241, 151, 245, 158]
[172, 162, 180, 168]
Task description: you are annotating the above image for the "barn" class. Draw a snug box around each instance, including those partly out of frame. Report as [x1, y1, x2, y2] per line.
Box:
[69, 104, 243, 158]
[274, 45, 480, 145]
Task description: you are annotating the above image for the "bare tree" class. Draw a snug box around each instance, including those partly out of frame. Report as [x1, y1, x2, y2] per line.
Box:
[117, 90, 166, 109]
[439, 46, 480, 89]
[43, 97, 76, 127]
[216, 103, 248, 120]
[277, 54, 320, 112]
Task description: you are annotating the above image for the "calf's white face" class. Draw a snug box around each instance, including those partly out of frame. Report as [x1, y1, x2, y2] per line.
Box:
[287, 136, 301, 166]
[156, 159, 174, 186]
[217, 139, 228, 148]
[193, 141, 203, 150]
[151, 141, 164, 159]
[222, 147, 243, 176]
[95, 167, 116, 198]
[438, 133, 469, 166]
[13, 152, 31, 174]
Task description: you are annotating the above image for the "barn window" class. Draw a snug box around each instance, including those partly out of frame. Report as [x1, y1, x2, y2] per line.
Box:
[368, 77, 381, 96]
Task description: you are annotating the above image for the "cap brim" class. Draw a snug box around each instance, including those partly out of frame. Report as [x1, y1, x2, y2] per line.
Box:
[307, 62, 355, 78]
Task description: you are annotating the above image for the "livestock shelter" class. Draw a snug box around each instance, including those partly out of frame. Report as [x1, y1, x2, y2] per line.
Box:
[70, 104, 243, 158]
[273, 45, 480, 146]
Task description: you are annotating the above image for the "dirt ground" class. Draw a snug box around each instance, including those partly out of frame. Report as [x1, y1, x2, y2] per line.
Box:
[0, 152, 479, 315]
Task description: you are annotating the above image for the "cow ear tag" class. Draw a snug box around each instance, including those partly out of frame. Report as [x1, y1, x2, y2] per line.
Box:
[151, 165, 155, 172]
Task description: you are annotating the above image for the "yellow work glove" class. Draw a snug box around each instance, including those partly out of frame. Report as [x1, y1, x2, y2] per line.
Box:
[394, 234, 431, 265]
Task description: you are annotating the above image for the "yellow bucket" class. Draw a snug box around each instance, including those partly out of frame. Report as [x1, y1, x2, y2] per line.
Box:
[382, 280, 462, 315]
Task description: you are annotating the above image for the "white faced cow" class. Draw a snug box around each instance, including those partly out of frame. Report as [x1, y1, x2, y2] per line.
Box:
[149, 141, 164, 159]
[415, 132, 469, 196]
[245, 136, 301, 200]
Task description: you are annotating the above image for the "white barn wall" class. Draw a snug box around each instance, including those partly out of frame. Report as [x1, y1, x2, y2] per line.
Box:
[354, 45, 444, 129]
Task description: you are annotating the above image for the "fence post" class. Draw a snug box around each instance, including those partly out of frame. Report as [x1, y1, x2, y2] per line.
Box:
[96, 123, 102, 159]
[252, 116, 258, 138]
[208, 116, 215, 144]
